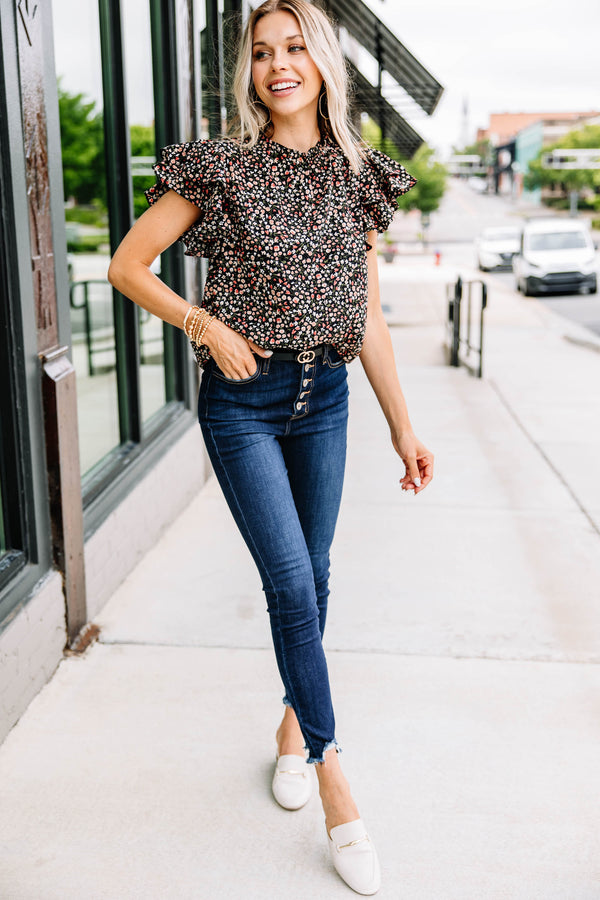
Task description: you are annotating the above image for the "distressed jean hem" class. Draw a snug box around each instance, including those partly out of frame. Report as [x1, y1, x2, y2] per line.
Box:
[307, 739, 342, 765]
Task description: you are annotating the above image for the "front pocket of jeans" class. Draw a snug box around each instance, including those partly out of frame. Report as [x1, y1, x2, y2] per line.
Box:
[211, 360, 261, 384]
[324, 348, 346, 369]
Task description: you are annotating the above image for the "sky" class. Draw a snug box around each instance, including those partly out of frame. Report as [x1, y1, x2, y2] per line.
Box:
[363, 0, 600, 158]
[52, 0, 157, 128]
[52, 0, 600, 158]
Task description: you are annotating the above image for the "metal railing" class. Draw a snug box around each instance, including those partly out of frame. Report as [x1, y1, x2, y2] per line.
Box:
[69, 279, 159, 376]
[446, 276, 487, 378]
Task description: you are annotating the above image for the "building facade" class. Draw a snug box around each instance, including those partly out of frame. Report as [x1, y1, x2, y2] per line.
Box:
[476, 110, 600, 199]
[0, 0, 441, 744]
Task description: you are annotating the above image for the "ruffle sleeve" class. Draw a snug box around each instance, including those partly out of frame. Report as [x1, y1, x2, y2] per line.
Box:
[359, 147, 417, 234]
[145, 140, 238, 257]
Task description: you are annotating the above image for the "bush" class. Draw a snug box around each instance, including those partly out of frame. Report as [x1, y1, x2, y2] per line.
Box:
[133, 177, 155, 219]
[67, 234, 110, 253]
[65, 205, 108, 227]
[592, 217, 600, 231]
[543, 197, 569, 210]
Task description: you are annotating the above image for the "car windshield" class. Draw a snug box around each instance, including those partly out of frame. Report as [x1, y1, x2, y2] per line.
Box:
[527, 231, 588, 251]
[482, 229, 519, 242]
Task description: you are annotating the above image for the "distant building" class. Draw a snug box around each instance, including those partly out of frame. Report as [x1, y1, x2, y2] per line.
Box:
[514, 121, 544, 204]
[447, 155, 488, 177]
[478, 111, 600, 147]
[477, 111, 600, 198]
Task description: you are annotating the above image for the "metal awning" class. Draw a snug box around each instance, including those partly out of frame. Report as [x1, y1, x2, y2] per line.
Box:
[348, 61, 423, 158]
[243, 0, 443, 158]
[320, 0, 443, 116]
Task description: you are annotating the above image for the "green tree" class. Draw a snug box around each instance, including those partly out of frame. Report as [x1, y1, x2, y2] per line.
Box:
[395, 144, 448, 217]
[452, 137, 492, 174]
[453, 137, 492, 162]
[58, 83, 106, 205]
[524, 124, 600, 208]
[362, 119, 448, 217]
[129, 124, 156, 219]
[129, 124, 154, 157]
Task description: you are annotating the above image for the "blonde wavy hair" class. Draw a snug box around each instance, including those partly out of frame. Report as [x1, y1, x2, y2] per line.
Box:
[230, 0, 366, 173]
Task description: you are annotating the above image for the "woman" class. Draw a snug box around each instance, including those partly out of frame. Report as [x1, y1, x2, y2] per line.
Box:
[108, 0, 433, 893]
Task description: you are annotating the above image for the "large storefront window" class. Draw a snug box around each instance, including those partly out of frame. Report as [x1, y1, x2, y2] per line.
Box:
[122, 0, 167, 426]
[52, 0, 119, 476]
[0, 163, 27, 591]
[52, 0, 188, 495]
[0, 490, 5, 556]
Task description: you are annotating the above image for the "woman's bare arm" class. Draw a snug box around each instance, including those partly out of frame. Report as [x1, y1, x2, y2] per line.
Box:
[107, 189, 203, 329]
[359, 231, 434, 494]
[107, 189, 271, 378]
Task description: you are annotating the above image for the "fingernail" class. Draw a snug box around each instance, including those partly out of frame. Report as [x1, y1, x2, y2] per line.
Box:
[414, 477, 421, 487]
[264, 350, 273, 357]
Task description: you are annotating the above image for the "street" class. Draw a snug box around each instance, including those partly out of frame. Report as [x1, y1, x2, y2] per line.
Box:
[388, 177, 600, 337]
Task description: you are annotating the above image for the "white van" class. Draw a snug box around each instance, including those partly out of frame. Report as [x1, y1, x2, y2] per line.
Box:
[513, 218, 597, 296]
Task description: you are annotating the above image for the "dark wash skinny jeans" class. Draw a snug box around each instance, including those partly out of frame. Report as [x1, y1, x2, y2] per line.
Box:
[198, 346, 348, 763]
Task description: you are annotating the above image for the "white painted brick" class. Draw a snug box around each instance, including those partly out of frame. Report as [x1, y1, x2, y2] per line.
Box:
[0, 573, 65, 744]
[0, 650, 20, 692]
[38, 640, 64, 683]
[0, 605, 31, 653]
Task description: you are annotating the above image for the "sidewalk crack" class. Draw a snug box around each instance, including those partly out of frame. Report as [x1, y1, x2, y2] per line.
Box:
[489, 379, 600, 538]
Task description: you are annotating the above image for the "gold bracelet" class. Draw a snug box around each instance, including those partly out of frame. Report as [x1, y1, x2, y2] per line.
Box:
[197, 314, 215, 345]
[184, 306, 217, 346]
[185, 307, 202, 342]
[182, 305, 196, 334]
[189, 309, 207, 344]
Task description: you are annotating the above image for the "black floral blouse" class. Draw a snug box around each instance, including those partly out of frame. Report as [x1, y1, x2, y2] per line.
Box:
[146, 133, 416, 365]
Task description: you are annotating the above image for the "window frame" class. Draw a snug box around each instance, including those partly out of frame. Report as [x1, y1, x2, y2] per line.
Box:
[0, 147, 30, 593]
[77, 0, 194, 519]
[0, 13, 55, 623]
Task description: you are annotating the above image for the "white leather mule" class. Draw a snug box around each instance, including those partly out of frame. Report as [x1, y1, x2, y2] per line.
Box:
[327, 818, 381, 895]
[271, 754, 312, 810]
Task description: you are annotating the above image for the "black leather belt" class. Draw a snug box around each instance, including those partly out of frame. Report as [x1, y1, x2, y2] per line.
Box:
[268, 345, 327, 363]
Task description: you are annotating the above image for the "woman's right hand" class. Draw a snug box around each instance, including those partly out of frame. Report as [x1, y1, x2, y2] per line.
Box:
[203, 319, 272, 380]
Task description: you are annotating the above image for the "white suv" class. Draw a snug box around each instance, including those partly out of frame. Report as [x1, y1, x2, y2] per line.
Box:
[513, 218, 597, 296]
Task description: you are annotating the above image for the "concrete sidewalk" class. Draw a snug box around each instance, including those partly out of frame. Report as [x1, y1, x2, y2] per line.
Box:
[1, 260, 600, 899]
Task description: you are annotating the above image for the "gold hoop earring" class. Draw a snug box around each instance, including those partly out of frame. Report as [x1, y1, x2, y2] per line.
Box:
[318, 92, 329, 121]
[256, 101, 272, 128]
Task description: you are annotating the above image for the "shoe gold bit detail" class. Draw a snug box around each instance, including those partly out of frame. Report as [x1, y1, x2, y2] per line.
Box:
[336, 834, 370, 852]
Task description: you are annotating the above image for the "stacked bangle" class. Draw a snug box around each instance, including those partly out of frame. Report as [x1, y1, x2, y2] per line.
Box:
[183, 305, 215, 346]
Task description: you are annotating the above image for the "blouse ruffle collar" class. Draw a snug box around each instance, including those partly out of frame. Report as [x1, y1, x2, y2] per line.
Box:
[257, 131, 335, 161]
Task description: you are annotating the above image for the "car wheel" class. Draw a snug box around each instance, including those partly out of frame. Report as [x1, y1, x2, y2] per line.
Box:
[515, 279, 521, 293]
[523, 278, 535, 297]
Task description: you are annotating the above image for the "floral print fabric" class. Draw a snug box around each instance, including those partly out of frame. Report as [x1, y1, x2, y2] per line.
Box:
[146, 133, 416, 365]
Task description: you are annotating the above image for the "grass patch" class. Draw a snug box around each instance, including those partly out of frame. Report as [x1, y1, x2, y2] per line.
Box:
[65, 205, 108, 227]
[67, 234, 110, 253]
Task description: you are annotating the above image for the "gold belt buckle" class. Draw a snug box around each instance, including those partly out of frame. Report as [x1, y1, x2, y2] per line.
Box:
[297, 349, 316, 364]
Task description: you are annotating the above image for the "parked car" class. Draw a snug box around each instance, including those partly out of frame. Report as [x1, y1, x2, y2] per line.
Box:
[513, 218, 597, 296]
[468, 176, 488, 193]
[475, 226, 521, 271]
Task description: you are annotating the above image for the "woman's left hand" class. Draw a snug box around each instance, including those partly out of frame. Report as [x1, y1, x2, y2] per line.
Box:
[392, 431, 434, 495]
